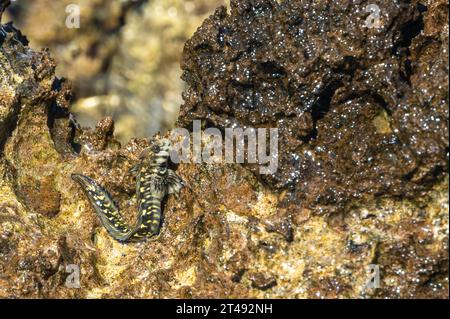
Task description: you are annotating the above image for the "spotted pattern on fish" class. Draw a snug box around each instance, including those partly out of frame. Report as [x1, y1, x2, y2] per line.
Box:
[72, 138, 183, 243]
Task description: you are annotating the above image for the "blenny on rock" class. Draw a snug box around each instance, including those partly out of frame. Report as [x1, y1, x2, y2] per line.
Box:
[72, 138, 184, 243]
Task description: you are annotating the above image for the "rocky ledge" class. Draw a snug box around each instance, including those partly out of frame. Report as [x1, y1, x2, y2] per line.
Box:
[0, 0, 448, 298]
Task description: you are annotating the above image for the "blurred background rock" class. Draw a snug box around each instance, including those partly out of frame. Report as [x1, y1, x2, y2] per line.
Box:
[4, 0, 227, 142]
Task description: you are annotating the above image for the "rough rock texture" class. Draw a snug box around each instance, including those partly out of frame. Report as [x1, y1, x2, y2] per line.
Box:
[180, 0, 449, 214]
[0, 0, 449, 299]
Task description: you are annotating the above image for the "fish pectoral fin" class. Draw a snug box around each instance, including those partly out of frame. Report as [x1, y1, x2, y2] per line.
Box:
[167, 169, 184, 195]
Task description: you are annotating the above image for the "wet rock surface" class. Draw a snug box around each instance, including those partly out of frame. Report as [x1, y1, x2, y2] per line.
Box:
[0, 0, 449, 298]
[180, 0, 449, 214]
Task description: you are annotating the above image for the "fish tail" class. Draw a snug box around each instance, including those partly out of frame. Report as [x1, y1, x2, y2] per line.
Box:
[71, 174, 134, 241]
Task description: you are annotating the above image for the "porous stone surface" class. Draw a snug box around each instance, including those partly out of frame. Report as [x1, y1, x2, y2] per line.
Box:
[180, 0, 449, 214]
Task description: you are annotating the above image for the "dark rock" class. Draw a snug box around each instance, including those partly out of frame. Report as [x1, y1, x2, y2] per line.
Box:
[249, 272, 277, 290]
[179, 0, 449, 216]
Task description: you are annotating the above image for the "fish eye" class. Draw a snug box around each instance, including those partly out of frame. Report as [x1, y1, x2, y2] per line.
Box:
[151, 144, 161, 153]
